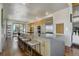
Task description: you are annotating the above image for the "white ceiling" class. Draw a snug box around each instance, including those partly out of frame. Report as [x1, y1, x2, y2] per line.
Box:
[3, 3, 69, 22]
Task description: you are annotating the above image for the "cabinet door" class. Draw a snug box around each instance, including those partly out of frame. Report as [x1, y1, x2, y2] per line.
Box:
[56, 23, 64, 34]
[40, 41, 45, 55]
[44, 40, 50, 56]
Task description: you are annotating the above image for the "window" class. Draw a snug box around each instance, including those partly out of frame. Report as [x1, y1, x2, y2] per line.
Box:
[13, 23, 26, 33]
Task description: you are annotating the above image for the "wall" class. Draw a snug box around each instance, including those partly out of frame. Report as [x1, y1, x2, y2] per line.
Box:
[53, 7, 72, 47]
[0, 4, 2, 52]
[0, 4, 8, 52]
[1, 19, 7, 51]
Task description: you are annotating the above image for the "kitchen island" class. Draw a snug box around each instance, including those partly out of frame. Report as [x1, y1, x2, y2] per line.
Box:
[18, 34, 65, 56]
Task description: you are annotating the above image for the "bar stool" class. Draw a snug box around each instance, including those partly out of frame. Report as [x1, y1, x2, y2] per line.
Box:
[27, 40, 41, 55]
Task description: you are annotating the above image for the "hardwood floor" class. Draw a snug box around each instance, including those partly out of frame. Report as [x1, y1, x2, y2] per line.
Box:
[1, 37, 79, 56]
[65, 45, 79, 56]
[0, 37, 26, 56]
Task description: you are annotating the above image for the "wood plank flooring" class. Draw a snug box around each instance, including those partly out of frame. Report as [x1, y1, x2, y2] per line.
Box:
[65, 45, 79, 56]
[0, 37, 26, 56]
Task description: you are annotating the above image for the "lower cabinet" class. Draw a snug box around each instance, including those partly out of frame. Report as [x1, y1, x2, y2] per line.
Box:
[38, 39, 50, 56]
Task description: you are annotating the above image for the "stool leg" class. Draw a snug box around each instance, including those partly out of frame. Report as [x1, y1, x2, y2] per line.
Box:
[31, 48, 32, 55]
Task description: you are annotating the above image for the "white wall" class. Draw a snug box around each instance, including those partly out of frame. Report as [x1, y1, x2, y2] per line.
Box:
[0, 4, 2, 52]
[53, 7, 72, 47]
